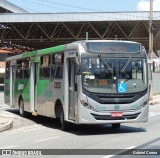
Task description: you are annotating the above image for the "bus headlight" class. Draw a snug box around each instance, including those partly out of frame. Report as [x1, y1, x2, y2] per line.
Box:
[79, 98, 95, 110]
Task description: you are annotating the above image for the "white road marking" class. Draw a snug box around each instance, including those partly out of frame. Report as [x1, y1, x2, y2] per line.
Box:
[2, 124, 45, 136]
[0, 137, 59, 149]
[149, 112, 160, 117]
[35, 136, 59, 143]
[1, 145, 18, 149]
[102, 146, 136, 158]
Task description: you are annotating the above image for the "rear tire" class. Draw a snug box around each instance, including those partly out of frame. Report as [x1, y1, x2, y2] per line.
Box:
[112, 123, 120, 129]
[19, 99, 25, 117]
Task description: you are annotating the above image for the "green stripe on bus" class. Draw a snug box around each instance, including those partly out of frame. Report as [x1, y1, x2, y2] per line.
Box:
[22, 51, 37, 58]
[22, 45, 65, 58]
[38, 45, 65, 55]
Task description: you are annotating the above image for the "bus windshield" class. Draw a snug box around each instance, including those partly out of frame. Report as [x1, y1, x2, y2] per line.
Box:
[82, 57, 147, 94]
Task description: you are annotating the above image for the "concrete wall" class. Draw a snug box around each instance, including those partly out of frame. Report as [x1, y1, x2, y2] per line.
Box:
[153, 72, 160, 94]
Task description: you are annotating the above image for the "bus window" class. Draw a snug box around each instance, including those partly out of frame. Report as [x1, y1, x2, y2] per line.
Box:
[55, 54, 64, 65]
[132, 60, 143, 80]
[16, 70, 23, 79]
[5, 62, 10, 79]
[40, 55, 51, 79]
[55, 66, 63, 79]
[41, 55, 50, 67]
[40, 68, 50, 79]
[17, 60, 23, 69]
[22, 59, 30, 69]
[16, 60, 23, 79]
[51, 67, 56, 78]
[61, 54, 64, 64]
[23, 59, 30, 79]
[23, 69, 30, 79]
[16, 59, 30, 79]
[51, 54, 56, 65]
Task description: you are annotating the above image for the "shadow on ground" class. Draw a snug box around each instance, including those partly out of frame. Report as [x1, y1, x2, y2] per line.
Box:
[6, 108, 146, 136]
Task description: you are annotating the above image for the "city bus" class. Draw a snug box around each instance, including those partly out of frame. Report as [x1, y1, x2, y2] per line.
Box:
[4, 40, 149, 130]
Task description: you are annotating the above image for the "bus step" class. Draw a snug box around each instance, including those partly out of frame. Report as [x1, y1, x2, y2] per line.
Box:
[32, 111, 37, 116]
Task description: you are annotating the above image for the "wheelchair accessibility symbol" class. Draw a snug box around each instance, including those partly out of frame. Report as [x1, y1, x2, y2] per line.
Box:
[118, 83, 126, 93]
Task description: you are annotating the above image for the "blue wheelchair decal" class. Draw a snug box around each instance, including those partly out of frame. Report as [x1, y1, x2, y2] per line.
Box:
[118, 83, 126, 93]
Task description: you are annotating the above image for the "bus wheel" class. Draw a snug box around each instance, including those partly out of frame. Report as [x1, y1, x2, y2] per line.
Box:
[60, 109, 69, 131]
[19, 99, 25, 117]
[112, 123, 120, 129]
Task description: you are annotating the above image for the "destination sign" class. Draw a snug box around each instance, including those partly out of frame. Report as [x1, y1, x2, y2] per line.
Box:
[86, 42, 140, 53]
[85, 79, 113, 87]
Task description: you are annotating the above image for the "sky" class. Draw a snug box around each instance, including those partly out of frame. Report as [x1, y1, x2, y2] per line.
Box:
[6, 0, 160, 13]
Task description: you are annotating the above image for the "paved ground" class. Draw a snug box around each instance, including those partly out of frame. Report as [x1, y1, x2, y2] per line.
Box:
[0, 92, 13, 132]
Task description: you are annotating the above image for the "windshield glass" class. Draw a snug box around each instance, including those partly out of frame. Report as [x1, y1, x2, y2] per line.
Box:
[82, 57, 147, 94]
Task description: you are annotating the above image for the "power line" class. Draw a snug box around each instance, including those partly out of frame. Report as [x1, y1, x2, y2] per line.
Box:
[38, 0, 103, 12]
[19, 0, 73, 12]
[7, 0, 160, 20]
[18, 0, 109, 12]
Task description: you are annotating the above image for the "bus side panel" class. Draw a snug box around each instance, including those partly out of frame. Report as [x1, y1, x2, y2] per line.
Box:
[36, 79, 64, 118]
[36, 80, 55, 118]
[4, 62, 11, 106]
[22, 79, 30, 112]
[14, 79, 30, 110]
[36, 54, 65, 118]
[14, 80, 21, 108]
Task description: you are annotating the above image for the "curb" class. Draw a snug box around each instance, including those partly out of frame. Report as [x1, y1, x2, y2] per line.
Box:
[0, 119, 13, 132]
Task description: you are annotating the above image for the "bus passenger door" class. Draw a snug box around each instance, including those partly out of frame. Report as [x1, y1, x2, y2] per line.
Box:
[10, 64, 16, 107]
[68, 57, 78, 121]
[64, 51, 78, 122]
[30, 62, 38, 115]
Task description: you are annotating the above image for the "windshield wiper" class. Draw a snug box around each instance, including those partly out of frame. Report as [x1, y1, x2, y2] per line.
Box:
[121, 56, 132, 73]
[98, 55, 113, 72]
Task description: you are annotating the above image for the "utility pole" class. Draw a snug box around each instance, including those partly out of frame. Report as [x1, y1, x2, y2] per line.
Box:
[149, 0, 153, 99]
[86, 32, 88, 40]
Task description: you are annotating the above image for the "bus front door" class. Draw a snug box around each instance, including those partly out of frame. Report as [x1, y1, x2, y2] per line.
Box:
[68, 58, 77, 121]
[30, 62, 38, 115]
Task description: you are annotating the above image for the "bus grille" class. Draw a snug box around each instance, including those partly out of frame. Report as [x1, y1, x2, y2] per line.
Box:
[91, 112, 141, 120]
[98, 95, 136, 104]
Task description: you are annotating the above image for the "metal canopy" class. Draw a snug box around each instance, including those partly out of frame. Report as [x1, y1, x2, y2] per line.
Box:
[0, 0, 28, 13]
[0, 11, 160, 54]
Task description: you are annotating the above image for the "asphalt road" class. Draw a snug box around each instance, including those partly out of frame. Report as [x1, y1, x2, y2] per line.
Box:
[0, 92, 160, 158]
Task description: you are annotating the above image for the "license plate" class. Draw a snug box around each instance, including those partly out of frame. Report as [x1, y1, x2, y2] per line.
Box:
[111, 112, 123, 117]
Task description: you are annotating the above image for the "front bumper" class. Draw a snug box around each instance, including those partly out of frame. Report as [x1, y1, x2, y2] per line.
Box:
[78, 104, 149, 124]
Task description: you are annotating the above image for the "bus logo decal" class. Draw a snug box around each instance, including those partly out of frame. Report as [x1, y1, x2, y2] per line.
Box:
[114, 105, 120, 110]
[118, 83, 126, 93]
[18, 83, 24, 90]
[115, 98, 119, 103]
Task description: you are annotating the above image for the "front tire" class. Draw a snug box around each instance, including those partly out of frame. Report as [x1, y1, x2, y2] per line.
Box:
[19, 99, 25, 117]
